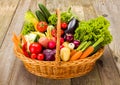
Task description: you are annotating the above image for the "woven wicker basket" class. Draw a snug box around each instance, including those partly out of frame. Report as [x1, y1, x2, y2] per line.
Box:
[13, 9, 104, 79]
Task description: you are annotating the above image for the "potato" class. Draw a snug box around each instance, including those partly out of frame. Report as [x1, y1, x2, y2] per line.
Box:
[60, 47, 70, 61]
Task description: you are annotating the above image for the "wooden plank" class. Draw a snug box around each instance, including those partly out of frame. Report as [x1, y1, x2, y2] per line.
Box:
[46, 0, 85, 20]
[105, 0, 120, 74]
[0, 0, 20, 47]
[91, 0, 120, 73]
[91, 0, 120, 84]
[7, 0, 40, 85]
[37, 77, 71, 85]
[72, 0, 102, 84]
[97, 46, 120, 85]
[71, 66, 101, 85]
[0, 0, 37, 85]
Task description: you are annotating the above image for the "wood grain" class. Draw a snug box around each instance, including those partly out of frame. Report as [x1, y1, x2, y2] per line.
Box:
[8, 0, 39, 85]
[0, 0, 35, 84]
[91, 0, 120, 73]
[97, 46, 120, 85]
[71, 66, 101, 85]
[46, 0, 84, 20]
[90, 1, 120, 84]
[37, 77, 71, 85]
[0, 0, 120, 85]
[0, 0, 20, 48]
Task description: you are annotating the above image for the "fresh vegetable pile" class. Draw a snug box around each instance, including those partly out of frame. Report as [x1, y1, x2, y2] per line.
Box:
[19, 4, 112, 61]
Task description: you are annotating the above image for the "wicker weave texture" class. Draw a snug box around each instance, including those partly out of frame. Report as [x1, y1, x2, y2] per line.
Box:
[14, 47, 104, 79]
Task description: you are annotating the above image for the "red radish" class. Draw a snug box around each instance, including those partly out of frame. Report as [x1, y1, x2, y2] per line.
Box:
[37, 53, 44, 60]
[29, 42, 42, 54]
[39, 37, 49, 48]
[60, 38, 64, 45]
[48, 41, 56, 49]
[31, 53, 37, 59]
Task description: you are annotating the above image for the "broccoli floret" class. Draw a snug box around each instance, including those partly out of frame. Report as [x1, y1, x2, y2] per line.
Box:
[21, 22, 35, 35]
[48, 14, 57, 25]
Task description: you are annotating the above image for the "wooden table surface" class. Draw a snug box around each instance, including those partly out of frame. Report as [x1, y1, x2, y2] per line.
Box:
[0, 0, 120, 85]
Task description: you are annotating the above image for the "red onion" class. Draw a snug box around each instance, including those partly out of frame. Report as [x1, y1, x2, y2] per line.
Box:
[64, 34, 74, 42]
[73, 40, 80, 48]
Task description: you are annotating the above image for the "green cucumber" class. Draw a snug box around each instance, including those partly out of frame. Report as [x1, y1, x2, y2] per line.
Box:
[35, 10, 46, 21]
[38, 4, 51, 21]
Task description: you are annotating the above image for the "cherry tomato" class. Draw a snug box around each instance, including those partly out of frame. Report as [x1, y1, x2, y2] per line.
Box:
[29, 42, 42, 54]
[23, 51, 30, 57]
[51, 29, 64, 37]
[61, 22, 68, 29]
[37, 21, 48, 32]
[37, 54, 44, 60]
[31, 53, 37, 59]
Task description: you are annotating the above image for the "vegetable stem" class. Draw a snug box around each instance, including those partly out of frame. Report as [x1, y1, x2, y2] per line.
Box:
[76, 41, 87, 51]
[81, 41, 92, 52]
[92, 37, 104, 48]
[68, 7, 71, 13]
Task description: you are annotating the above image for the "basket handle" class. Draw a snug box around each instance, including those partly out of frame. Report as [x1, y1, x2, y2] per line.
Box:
[55, 9, 61, 62]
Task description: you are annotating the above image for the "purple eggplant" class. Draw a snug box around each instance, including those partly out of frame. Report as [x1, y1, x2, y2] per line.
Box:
[65, 18, 79, 34]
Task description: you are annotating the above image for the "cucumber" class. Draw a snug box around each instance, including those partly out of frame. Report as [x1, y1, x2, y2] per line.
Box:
[35, 10, 46, 21]
[38, 4, 51, 21]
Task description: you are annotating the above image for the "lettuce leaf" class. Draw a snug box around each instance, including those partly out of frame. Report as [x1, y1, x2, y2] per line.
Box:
[74, 16, 112, 46]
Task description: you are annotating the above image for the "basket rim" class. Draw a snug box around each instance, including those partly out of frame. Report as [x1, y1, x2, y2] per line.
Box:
[14, 46, 104, 66]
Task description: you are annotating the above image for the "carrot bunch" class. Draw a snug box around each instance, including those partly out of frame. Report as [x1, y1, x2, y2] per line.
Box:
[70, 37, 104, 61]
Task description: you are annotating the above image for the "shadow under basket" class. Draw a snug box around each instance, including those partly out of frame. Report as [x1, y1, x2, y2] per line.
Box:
[14, 47, 104, 79]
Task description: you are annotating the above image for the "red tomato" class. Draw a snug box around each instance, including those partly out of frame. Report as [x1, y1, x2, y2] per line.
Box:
[37, 21, 48, 32]
[29, 42, 42, 54]
[51, 29, 64, 37]
[37, 54, 44, 60]
[31, 53, 37, 59]
[61, 22, 68, 29]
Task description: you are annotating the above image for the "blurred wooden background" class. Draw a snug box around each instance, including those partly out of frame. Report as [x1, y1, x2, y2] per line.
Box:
[0, 0, 120, 85]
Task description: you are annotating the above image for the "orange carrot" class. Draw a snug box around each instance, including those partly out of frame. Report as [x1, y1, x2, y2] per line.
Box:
[80, 37, 104, 59]
[80, 46, 94, 59]
[70, 50, 77, 57]
[12, 33, 23, 54]
[70, 41, 92, 61]
[70, 50, 82, 61]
